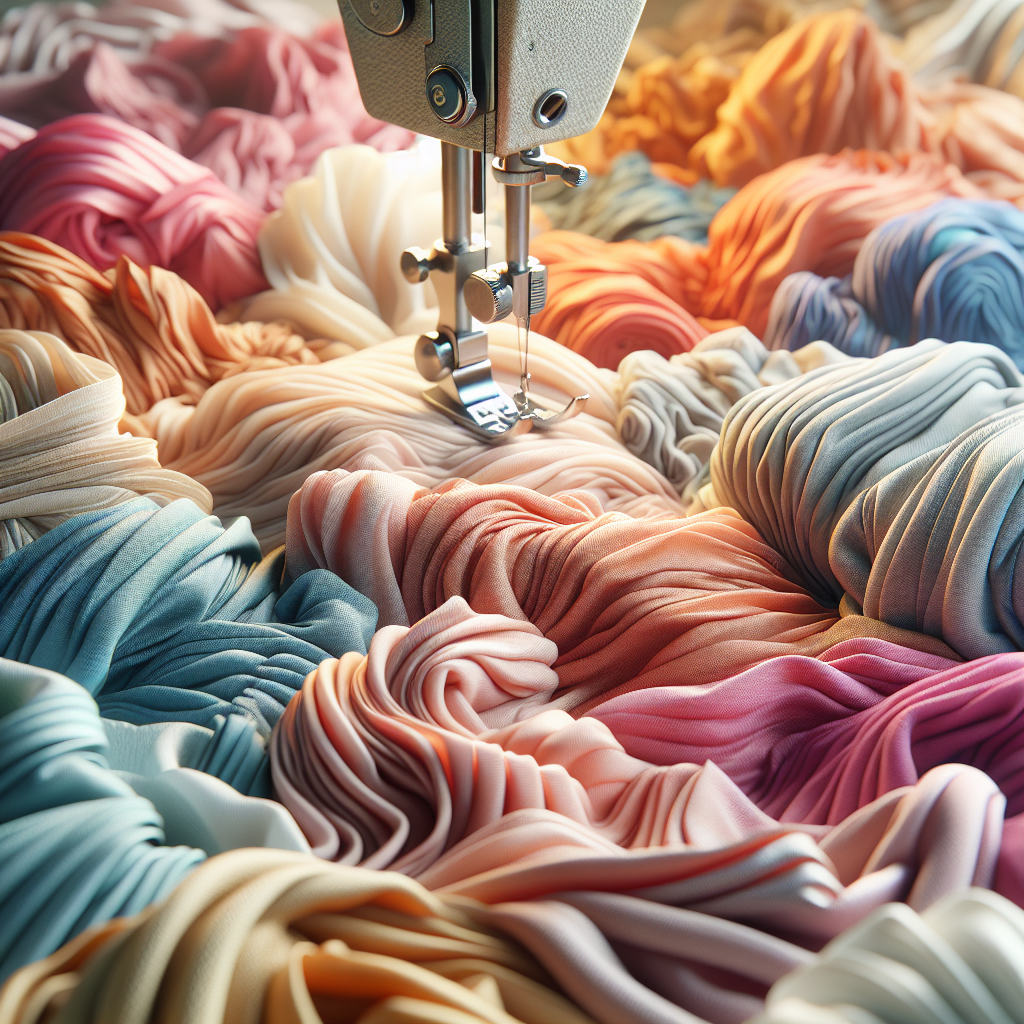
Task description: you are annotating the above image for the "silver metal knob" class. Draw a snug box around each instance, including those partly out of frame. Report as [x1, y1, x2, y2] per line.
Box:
[465, 269, 513, 324]
[414, 331, 455, 382]
[401, 246, 433, 283]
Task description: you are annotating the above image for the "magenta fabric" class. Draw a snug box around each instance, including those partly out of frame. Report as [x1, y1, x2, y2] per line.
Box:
[0, 113, 267, 309]
[590, 638, 1023, 825]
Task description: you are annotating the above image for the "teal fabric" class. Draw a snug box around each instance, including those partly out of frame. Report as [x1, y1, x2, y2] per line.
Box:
[0, 658, 205, 982]
[0, 497, 377, 735]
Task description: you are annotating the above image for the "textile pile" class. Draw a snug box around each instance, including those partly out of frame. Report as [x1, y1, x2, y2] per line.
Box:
[1, 1, 1023, 1023]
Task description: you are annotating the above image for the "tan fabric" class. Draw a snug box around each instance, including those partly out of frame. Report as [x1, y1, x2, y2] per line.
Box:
[0, 849, 593, 1024]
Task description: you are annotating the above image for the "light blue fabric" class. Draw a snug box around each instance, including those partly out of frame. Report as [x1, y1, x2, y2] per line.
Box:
[0, 497, 377, 735]
[536, 152, 736, 243]
[0, 658, 204, 982]
[764, 199, 1024, 368]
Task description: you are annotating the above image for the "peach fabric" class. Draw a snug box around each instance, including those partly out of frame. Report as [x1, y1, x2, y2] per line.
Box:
[284, 469, 957, 714]
[0, 114, 267, 309]
[0, 232, 327, 416]
[135, 326, 685, 551]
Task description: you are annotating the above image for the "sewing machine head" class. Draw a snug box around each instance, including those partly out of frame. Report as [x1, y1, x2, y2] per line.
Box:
[339, 0, 646, 439]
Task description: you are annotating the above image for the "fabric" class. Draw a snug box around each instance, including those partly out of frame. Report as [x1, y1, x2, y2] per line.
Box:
[616, 327, 857, 496]
[767, 197, 1024, 366]
[136, 325, 685, 551]
[591, 636, 1022, 822]
[755, 889, 1024, 1024]
[0, 114, 268, 309]
[529, 231, 710, 370]
[709, 339, 1024, 607]
[0, 658, 204, 982]
[0, 496, 376, 734]
[0, 232, 327, 416]
[0, 328, 209, 557]
[0, 848, 595, 1024]
[285, 468, 959, 716]
[0, 114, 31, 158]
[535, 151, 735, 244]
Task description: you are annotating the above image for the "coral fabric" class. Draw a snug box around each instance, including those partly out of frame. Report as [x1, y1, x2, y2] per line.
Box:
[284, 469, 957, 714]
[0, 328, 209, 557]
[0, 497, 376, 733]
[0, 232, 326, 416]
[0, 114, 267, 310]
[591, 637, 1022, 823]
[0, 848, 593, 1024]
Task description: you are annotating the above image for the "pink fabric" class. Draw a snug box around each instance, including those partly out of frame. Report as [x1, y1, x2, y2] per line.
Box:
[284, 469, 957, 714]
[270, 597, 1007, 940]
[0, 113, 35, 158]
[591, 638, 1023, 823]
[0, 23, 414, 211]
[0, 113, 267, 310]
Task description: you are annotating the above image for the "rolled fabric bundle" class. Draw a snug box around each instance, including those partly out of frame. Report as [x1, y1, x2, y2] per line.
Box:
[0, 848, 594, 1024]
[833, 403, 1024, 658]
[0, 115, 32, 158]
[0, 496, 377, 733]
[690, 11, 931, 188]
[591, 636, 1022, 823]
[754, 889, 1024, 1024]
[0, 232, 324, 416]
[616, 326, 856, 495]
[0, 114, 268, 310]
[764, 272, 894, 357]
[138, 325, 685, 550]
[701, 149, 981, 337]
[710, 339, 1024, 606]
[285, 469, 958, 715]
[535, 151, 736, 244]
[0, 658, 205, 981]
[529, 231, 710, 369]
[0, 328, 209, 557]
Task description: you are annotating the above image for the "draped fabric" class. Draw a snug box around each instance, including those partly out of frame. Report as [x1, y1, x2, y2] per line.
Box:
[0, 328, 209, 557]
[755, 889, 1024, 1024]
[0, 848, 594, 1024]
[0, 232, 327, 415]
[0, 497, 376, 733]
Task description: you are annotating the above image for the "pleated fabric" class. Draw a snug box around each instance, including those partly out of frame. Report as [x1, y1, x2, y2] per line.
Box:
[616, 327, 857, 496]
[0, 328, 209, 557]
[710, 340, 1024, 607]
[0, 497, 376, 733]
[591, 636, 1022, 822]
[285, 468, 960, 715]
[0, 658, 204, 982]
[0, 232, 327, 415]
[755, 889, 1024, 1024]
[0, 114, 268, 309]
[0, 848, 595, 1024]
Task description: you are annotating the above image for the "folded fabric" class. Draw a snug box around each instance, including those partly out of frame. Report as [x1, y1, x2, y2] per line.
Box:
[286, 468, 959, 715]
[768, 197, 1024, 366]
[616, 327, 857, 495]
[535, 151, 735, 244]
[0, 115, 32, 159]
[833, 403, 1024, 658]
[709, 339, 1024, 606]
[592, 636, 1022, 822]
[0, 114, 267, 309]
[0, 658, 205, 982]
[529, 231, 710, 369]
[0, 328, 209, 558]
[0, 232, 326, 415]
[0, 848, 595, 1024]
[0, 496, 376, 733]
[754, 889, 1024, 1024]
[136, 325, 685, 550]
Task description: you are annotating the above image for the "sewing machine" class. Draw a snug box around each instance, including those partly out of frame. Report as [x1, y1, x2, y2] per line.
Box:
[339, 0, 645, 439]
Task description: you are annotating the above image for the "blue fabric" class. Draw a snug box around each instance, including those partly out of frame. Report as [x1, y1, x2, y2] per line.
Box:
[765, 199, 1024, 368]
[0, 658, 204, 981]
[0, 498, 377, 735]
[536, 152, 736, 243]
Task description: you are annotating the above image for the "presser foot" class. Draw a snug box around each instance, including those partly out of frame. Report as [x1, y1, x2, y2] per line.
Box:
[421, 385, 534, 441]
[511, 388, 589, 428]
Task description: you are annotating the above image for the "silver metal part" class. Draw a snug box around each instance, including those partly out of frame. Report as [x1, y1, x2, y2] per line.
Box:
[350, 0, 409, 36]
[532, 88, 568, 129]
